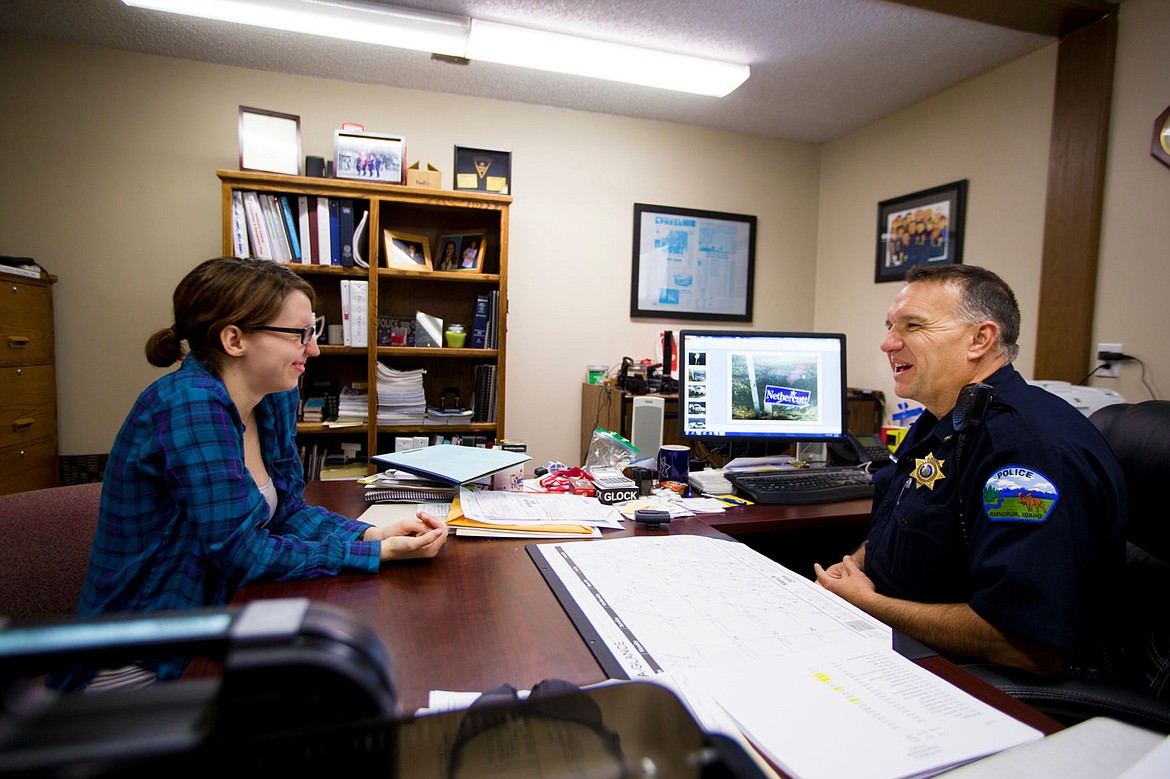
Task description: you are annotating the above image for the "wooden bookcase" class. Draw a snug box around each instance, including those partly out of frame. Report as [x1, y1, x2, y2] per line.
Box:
[218, 170, 509, 472]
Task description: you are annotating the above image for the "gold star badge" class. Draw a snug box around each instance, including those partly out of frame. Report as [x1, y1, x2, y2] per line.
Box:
[911, 453, 946, 490]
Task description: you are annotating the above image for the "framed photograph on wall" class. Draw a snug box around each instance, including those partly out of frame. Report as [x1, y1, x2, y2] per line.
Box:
[435, 231, 486, 272]
[238, 106, 301, 175]
[384, 229, 432, 270]
[874, 180, 967, 283]
[335, 130, 406, 184]
[453, 146, 511, 194]
[630, 203, 756, 322]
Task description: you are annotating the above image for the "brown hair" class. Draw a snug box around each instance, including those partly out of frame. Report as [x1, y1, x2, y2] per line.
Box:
[905, 264, 1020, 361]
[145, 257, 316, 373]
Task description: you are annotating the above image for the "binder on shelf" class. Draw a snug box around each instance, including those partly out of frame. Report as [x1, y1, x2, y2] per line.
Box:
[338, 198, 355, 267]
[230, 190, 249, 259]
[316, 196, 332, 266]
[349, 280, 369, 348]
[352, 209, 369, 268]
[296, 195, 312, 264]
[328, 198, 341, 265]
[265, 194, 292, 262]
[241, 191, 272, 261]
[469, 294, 489, 349]
[279, 195, 302, 261]
[306, 196, 320, 265]
[340, 279, 352, 346]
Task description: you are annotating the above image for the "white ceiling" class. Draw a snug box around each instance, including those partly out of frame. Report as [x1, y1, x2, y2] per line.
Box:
[0, 0, 1064, 143]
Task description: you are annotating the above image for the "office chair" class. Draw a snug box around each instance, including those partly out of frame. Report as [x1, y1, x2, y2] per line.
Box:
[0, 482, 102, 625]
[963, 400, 1170, 733]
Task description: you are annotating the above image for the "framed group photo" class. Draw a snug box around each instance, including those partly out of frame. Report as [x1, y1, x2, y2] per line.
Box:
[384, 230, 432, 270]
[335, 129, 406, 184]
[435, 231, 486, 272]
[453, 145, 511, 195]
[875, 180, 967, 283]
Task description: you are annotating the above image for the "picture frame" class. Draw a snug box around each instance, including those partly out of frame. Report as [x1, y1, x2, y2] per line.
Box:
[435, 231, 486, 272]
[630, 203, 756, 322]
[874, 180, 967, 283]
[335, 129, 406, 184]
[453, 146, 512, 195]
[238, 106, 301, 176]
[384, 229, 432, 270]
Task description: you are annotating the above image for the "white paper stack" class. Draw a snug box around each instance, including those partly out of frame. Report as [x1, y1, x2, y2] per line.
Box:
[375, 363, 426, 424]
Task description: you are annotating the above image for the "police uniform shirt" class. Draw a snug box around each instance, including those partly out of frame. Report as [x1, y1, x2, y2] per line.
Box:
[865, 364, 1127, 667]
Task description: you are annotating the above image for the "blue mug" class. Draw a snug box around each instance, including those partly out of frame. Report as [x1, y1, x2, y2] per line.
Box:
[657, 445, 690, 484]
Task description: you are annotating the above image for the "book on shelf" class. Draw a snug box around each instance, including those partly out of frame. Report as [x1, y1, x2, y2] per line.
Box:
[340, 279, 352, 345]
[241, 191, 272, 260]
[279, 195, 302, 261]
[263, 194, 291, 262]
[0, 263, 43, 280]
[316, 196, 331, 266]
[328, 198, 341, 265]
[297, 195, 312, 264]
[349, 280, 368, 348]
[230, 190, 249, 259]
[469, 294, 489, 349]
[338, 198, 355, 267]
[471, 363, 497, 423]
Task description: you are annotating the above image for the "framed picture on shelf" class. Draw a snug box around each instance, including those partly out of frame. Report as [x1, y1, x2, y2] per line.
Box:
[384, 229, 432, 270]
[334, 129, 406, 184]
[435, 231, 486, 272]
[238, 106, 301, 175]
[874, 180, 967, 283]
[453, 146, 511, 194]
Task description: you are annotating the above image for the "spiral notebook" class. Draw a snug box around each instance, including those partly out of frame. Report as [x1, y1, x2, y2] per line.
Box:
[364, 487, 457, 504]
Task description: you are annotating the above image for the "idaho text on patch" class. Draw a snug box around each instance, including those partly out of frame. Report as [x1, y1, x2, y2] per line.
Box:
[982, 466, 1059, 523]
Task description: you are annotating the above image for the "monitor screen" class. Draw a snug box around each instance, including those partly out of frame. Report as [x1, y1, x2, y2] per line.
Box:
[678, 330, 848, 444]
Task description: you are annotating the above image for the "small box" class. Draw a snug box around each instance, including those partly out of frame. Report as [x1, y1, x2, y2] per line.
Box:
[407, 161, 441, 189]
[881, 425, 909, 452]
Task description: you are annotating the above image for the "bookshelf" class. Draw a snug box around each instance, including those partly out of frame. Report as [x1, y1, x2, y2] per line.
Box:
[218, 170, 510, 474]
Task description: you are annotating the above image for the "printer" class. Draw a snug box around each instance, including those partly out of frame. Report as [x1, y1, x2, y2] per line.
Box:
[1028, 380, 1126, 417]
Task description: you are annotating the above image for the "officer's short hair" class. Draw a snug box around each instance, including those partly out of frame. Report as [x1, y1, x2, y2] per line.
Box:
[905, 264, 1020, 362]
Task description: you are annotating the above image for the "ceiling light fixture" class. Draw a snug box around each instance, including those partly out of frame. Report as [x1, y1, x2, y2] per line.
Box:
[466, 20, 749, 97]
[120, 0, 470, 58]
[120, 0, 750, 97]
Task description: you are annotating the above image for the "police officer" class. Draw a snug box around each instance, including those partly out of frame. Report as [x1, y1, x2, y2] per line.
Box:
[815, 265, 1126, 676]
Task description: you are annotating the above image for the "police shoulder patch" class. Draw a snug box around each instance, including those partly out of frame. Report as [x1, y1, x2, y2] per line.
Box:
[982, 466, 1059, 523]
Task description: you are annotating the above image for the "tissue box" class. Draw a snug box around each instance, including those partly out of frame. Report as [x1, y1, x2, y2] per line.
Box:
[407, 162, 441, 189]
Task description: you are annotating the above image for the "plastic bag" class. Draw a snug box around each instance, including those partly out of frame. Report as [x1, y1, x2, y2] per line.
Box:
[584, 428, 639, 472]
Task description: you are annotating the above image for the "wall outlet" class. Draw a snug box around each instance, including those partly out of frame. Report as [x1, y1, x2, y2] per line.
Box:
[1096, 342, 1123, 378]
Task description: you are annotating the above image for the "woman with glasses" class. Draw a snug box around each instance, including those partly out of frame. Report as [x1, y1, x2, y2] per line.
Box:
[69, 256, 446, 691]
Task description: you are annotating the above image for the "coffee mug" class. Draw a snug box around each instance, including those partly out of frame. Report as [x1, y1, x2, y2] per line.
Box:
[657, 444, 690, 484]
[326, 324, 344, 345]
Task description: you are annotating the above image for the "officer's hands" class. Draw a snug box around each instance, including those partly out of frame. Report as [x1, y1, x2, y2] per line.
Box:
[814, 554, 875, 605]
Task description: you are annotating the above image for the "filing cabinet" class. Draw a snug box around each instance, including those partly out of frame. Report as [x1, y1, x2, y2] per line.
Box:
[0, 275, 58, 494]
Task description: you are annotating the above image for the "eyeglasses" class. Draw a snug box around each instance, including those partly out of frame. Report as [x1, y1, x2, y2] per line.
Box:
[251, 318, 323, 345]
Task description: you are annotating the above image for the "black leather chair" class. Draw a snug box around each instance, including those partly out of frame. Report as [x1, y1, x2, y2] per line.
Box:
[964, 400, 1170, 733]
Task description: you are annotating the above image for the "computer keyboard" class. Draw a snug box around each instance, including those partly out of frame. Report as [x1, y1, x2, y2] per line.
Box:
[727, 467, 875, 505]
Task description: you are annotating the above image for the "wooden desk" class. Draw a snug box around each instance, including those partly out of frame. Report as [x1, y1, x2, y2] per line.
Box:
[231, 481, 1060, 736]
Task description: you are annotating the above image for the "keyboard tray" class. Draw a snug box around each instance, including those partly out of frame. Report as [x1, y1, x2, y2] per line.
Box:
[728, 467, 875, 505]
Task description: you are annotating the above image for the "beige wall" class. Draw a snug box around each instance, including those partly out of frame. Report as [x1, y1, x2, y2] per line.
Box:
[2, 0, 1166, 470]
[816, 45, 1057, 409]
[0, 34, 819, 467]
[1095, 0, 1170, 404]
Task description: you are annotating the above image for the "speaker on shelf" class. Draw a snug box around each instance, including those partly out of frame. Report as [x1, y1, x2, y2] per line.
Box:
[305, 156, 326, 177]
[630, 396, 665, 458]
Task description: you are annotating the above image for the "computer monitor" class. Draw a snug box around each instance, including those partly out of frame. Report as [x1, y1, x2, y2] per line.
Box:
[678, 330, 849, 447]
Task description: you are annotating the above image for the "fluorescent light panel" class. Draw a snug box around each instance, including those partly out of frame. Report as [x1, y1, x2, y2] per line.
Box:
[121, 0, 469, 57]
[121, 0, 750, 97]
[467, 19, 749, 97]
